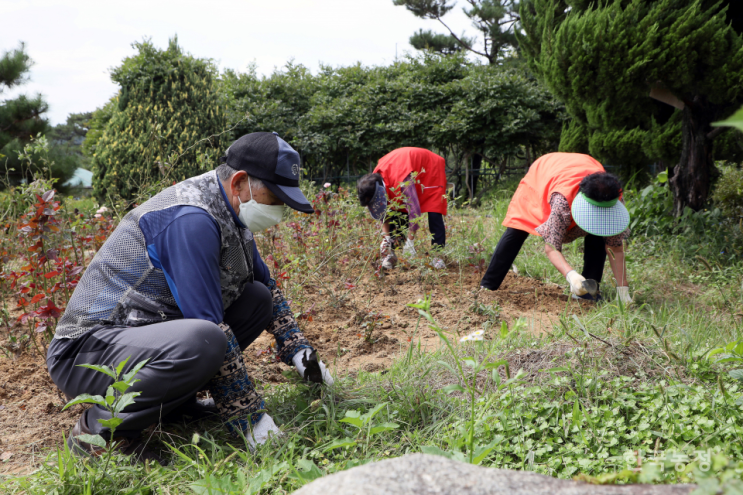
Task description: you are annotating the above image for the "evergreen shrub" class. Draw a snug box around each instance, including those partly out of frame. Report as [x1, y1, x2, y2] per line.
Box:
[91, 38, 228, 202]
[712, 166, 743, 219]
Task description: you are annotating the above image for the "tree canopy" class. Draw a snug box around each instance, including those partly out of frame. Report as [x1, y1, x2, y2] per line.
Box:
[393, 0, 520, 64]
[220, 53, 564, 199]
[0, 43, 80, 187]
[91, 38, 228, 201]
[520, 0, 743, 214]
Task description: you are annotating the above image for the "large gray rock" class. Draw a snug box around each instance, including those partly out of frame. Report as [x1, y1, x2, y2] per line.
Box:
[292, 454, 694, 495]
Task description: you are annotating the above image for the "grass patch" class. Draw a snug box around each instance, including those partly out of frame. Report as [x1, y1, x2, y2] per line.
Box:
[3, 179, 743, 493]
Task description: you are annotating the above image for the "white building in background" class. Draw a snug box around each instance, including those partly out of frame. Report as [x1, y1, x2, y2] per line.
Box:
[64, 168, 93, 190]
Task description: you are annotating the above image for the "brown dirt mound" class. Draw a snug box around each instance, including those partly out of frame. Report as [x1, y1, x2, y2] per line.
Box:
[0, 269, 585, 473]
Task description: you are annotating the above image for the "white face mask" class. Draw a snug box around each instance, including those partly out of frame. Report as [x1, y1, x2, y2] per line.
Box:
[237, 178, 284, 232]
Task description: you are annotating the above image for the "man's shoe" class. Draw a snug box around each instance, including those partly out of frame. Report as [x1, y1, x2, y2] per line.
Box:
[67, 410, 166, 465]
[162, 396, 217, 423]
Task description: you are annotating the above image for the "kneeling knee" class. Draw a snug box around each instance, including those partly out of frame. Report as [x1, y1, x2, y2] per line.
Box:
[256, 282, 273, 321]
[187, 321, 227, 364]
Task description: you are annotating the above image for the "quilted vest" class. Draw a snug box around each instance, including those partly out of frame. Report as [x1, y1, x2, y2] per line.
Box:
[54, 171, 254, 339]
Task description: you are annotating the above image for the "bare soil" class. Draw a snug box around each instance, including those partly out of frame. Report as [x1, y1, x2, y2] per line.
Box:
[0, 268, 585, 473]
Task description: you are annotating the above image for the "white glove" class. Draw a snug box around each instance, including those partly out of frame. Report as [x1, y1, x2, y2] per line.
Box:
[292, 349, 334, 385]
[617, 286, 633, 305]
[380, 235, 394, 257]
[566, 270, 588, 296]
[247, 413, 282, 451]
[403, 238, 416, 257]
[432, 257, 445, 270]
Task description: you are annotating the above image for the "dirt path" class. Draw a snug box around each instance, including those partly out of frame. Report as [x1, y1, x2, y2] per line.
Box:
[0, 269, 583, 473]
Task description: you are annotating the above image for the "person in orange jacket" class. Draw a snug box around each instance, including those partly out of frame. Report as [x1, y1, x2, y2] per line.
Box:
[480, 153, 633, 304]
[357, 147, 448, 270]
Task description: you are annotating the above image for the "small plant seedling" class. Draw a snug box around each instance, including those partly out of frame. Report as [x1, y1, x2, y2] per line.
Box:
[360, 311, 385, 343]
[62, 356, 149, 487]
[323, 402, 399, 455]
[408, 295, 512, 464]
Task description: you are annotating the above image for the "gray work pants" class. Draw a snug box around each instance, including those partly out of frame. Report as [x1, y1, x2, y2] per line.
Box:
[46, 280, 273, 438]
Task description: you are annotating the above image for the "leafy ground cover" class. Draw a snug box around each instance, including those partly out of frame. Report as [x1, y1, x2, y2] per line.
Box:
[1, 178, 743, 494]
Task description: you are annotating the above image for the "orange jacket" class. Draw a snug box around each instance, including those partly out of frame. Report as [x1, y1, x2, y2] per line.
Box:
[374, 147, 448, 215]
[502, 153, 605, 235]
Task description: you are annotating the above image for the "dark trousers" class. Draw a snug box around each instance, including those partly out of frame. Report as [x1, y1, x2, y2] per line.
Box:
[389, 212, 446, 249]
[46, 280, 273, 437]
[479, 228, 608, 290]
[428, 212, 446, 248]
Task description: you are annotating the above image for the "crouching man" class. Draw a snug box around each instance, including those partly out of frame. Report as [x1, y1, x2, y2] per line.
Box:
[47, 132, 333, 464]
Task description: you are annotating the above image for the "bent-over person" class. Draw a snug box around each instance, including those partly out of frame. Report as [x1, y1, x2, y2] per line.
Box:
[480, 152, 633, 304]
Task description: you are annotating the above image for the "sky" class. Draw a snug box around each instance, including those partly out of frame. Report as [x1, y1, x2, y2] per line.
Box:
[0, 0, 475, 125]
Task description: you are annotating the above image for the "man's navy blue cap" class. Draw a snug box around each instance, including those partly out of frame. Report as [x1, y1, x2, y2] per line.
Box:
[220, 132, 314, 213]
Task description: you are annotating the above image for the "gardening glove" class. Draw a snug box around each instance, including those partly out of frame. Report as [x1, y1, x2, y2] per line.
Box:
[403, 238, 416, 257]
[246, 413, 283, 451]
[566, 270, 588, 296]
[617, 286, 633, 305]
[292, 348, 334, 386]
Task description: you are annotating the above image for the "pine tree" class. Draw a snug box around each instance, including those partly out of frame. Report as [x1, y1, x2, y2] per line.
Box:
[393, 0, 520, 64]
[92, 38, 228, 202]
[520, 0, 743, 214]
[0, 43, 49, 182]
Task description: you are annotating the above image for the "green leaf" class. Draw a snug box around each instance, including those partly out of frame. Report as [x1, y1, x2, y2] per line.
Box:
[113, 391, 141, 414]
[472, 436, 503, 465]
[97, 417, 123, 430]
[420, 445, 467, 463]
[76, 364, 116, 380]
[111, 381, 130, 393]
[484, 359, 508, 370]
[339, 417, 364, 428]
[121, 358, 150, 383]
[75, 434, 106, 449]
[729, 369, 743, 381]
[360, 402, 388, 423]
[707, 348, 726, 359]
[499, 321, 509, 339]
[322, 438, 357, 452]
[246, 470, 272, 495]
[190, 474, 240, 495]
[462, 357, 477, 369]
[369, 422, 399, 435]
[289, 459, 324, 483]
[62, 394, 107, 410]
[713, 106, 743, 132]
[443, 384, 466, 394]
[572, 400, 583, 426]
[115, 356, 131, 377]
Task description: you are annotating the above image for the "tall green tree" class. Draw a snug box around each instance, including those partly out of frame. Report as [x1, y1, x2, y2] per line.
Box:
[393, 0, 520, 64]
[91, 37, 228, 201]
[520, 0, 743, 214]
[0, 43, 47, 149]
[0, 43, 50, 183]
